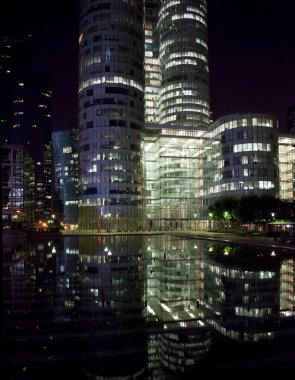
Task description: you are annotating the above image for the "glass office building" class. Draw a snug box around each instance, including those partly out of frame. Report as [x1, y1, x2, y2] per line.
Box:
[76, 1, 294, 231]
[1, 34, 53, 223]
[77, 0, 211, 230]
[52, 129, 79, 227]
[2, 144, 35, 228]
[201, 113, 280, 210]
[143, 0, 210, 127]
[278, 134, 295, 201]
[142, 124, 207, 230]
[78, 0, 145, 231]
[157, 0, 210, 127]
[141, 0, 211, 229]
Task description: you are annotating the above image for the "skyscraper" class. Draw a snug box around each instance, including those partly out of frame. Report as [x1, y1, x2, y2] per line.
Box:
[144, 0, 161, 124]
[157, 0, 210, 127]
[2, 144, 35, 228]
[78, 0, 145, 231]
[78, 0, 210, 230]
[0, 34, 52, 159]
[0, 33, 54, 224]
[52, 129, 79, 226]
[142, 1, 210, 229]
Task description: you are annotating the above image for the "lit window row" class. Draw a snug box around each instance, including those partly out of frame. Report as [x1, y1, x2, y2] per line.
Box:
[171, 13, 207, 27]
[145, 86, 160, 93]
[160, 36, 207, 50]
[145, 51, 154, 57]
[212, 117, 274, 136]
[159, 106, 210, 116]
[79, 75, 144, 92]
[160, 1, 181, 13]
[233, 143, 271, 153]
[160, 51, 207, 63]
[187, 6, 207, 19]
[159, 82, 207, 97]
[145, 100, 155, 107]
[161, 92, 209, 107]
[164, 58, 200, 69]
[145, 57, 160, 65]
[208, 180, 275, 193]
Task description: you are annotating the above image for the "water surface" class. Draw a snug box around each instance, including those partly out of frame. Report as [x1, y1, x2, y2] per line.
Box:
[3, 234, 295, 379]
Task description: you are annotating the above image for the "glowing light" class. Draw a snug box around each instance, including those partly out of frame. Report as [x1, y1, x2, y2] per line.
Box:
[160, 303, 172, 313]
[147, 305, 156, 315]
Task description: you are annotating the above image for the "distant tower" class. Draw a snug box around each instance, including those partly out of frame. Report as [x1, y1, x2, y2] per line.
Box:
[52, 129, 79, 226]
[78, 0, 145, 231]
[157, 0, 210, 127]
[144, 0, 161, 123]
[2, 145, 35, 228]
[0, 33, 53, 223]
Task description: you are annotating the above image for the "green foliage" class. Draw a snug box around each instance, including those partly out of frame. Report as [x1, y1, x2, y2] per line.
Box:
[208, 196, 239, 221]
[208, 195, 295, 223]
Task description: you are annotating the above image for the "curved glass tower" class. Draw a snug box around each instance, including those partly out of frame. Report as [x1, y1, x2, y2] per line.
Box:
[78, 0, 145, 231]
[157, 0, 210, 127]
[202, 113, 280, 207]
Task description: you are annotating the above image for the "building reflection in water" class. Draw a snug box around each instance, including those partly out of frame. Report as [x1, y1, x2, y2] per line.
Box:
[77, 235, 146, 379]
[145, 236, 212, 377]
[2, 235, 295, 379]
[198, 243, 285, 342]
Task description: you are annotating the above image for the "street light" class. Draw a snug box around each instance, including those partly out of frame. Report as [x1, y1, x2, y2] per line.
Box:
[105, 213, 111, 232]
[208, 212, 213, 231]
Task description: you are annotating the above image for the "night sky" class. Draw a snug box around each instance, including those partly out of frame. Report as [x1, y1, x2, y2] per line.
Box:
[1, 0, 295, 132]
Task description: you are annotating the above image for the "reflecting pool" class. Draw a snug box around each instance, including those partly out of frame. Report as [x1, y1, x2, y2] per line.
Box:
[3, 234, 295, 379]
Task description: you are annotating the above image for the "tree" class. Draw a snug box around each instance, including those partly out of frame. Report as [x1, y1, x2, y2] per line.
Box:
[208, 196, 239, 222]
[208, 195, 295, 227]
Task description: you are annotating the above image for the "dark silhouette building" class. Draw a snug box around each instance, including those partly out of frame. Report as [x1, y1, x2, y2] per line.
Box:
[1, 33, 54, 224]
